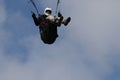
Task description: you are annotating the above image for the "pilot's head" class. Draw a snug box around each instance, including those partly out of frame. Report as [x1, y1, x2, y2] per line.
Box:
[44, 7, 52, 16]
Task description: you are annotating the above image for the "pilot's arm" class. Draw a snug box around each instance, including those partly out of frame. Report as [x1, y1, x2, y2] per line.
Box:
[32, 13, 39, 26]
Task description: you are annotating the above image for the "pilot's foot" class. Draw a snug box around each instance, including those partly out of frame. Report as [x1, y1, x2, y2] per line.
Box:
[64, 17, 71, 26]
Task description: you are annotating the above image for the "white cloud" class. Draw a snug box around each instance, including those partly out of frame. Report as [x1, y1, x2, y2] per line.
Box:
[0, 0, 10, 55]
[0, 0, 6, 24]
[31, 0, 120, 79]
[0, 0, 120, 80]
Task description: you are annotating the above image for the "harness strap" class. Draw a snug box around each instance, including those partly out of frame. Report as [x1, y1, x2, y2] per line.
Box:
[55, 0, 60, 16]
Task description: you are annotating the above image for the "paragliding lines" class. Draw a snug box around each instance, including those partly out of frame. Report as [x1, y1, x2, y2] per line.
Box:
[55, 0, 60, 15]
[29, 0, 39, 15]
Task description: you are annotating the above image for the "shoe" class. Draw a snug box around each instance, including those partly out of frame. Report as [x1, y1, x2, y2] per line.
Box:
[64, 17, 71, 26]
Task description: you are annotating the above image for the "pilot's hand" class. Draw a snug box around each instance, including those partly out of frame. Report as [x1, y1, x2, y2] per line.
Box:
[32, 12, 36, 17]
[58, 12, 62, 17]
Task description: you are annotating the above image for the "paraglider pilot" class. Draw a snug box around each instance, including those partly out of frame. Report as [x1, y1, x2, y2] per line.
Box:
[32, 7, 71, 27]
[32, 7, 71, 44]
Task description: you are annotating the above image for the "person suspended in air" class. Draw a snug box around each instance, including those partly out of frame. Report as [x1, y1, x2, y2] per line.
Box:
[32, 7, 71, 27]
[29, 0, 71, 44]
[31, 7, 71, 44]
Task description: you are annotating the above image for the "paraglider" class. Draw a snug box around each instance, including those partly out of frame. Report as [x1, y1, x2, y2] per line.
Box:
[30, 0, 71, 44]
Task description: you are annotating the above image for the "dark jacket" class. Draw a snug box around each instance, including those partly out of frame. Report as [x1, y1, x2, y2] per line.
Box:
[32, 14, 58, 44]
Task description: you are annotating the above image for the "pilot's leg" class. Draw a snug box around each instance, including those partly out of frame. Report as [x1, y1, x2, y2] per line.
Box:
[58, 12, 71, 26]
[62, 17, 71, 26]
[55, 16, 63, 26]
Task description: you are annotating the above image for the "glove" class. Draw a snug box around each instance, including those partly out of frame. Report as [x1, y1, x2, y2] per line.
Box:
[32, 12, 36, 17]
[58, 12, 62, 17]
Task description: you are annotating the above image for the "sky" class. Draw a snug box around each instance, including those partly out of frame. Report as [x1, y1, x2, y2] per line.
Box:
[0, 0, 120, 80]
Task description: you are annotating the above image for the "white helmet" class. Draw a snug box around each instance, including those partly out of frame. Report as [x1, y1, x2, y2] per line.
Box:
[44, 7, 52, 16]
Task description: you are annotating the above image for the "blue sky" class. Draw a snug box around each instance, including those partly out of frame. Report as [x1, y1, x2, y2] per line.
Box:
[0, 0, 120, 80]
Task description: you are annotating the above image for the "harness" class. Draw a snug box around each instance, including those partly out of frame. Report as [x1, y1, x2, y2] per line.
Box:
[38, 15, 58, 44]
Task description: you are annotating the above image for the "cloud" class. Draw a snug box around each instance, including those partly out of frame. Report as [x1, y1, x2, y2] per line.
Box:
[31, 0, 120, 79]
[0, 0, 6, 24]
[0, 0, 10, 55]
[0, 0, 120, 80]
